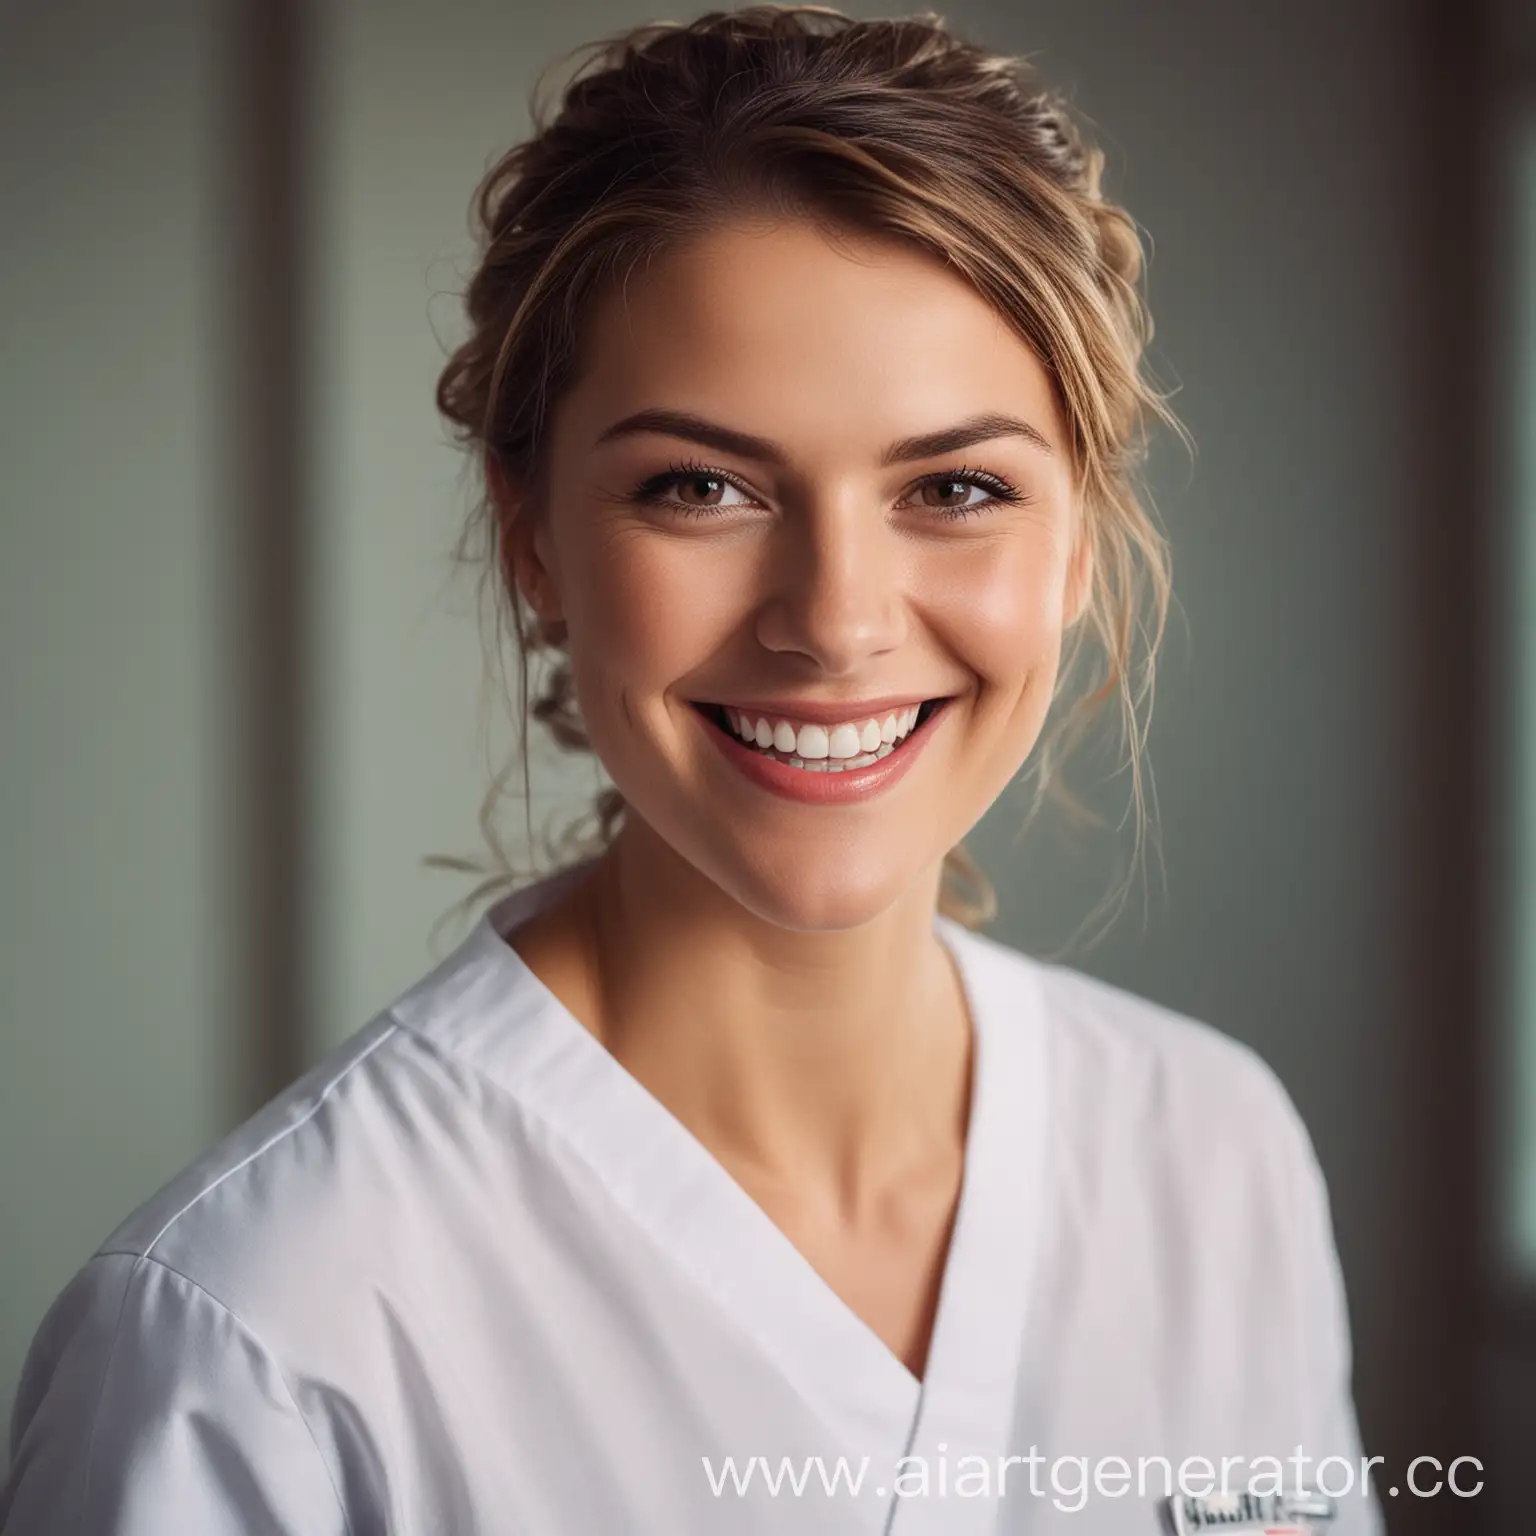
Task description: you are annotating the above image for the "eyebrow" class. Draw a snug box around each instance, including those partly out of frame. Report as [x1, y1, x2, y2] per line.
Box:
[592, 407, 1056, 466]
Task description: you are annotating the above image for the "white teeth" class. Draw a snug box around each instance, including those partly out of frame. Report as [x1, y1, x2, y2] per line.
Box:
[788, 744, 895, 772]
[827, 723, 862, 759]
[719, 702, 937, 764]
[795, 723, 830, 760]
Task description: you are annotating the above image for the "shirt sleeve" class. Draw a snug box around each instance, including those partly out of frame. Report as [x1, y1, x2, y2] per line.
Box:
[2, 1252, 350, 1536]
[1280, 1101, 1386, 1536]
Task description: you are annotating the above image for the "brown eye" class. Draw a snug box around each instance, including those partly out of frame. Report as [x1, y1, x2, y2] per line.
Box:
[675, 474, 728, 507]
[919, 478, 982, 511]
[628, 460, 754, 519]
[906, 467, 1029, 522]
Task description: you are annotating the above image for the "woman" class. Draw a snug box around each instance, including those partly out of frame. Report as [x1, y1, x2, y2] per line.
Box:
[2, 7, 1382, 1533]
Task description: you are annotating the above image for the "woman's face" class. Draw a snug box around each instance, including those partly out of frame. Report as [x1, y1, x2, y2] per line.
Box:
[510, 217, 1090, 931]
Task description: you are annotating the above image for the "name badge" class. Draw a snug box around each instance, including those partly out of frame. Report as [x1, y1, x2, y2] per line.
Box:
[1161, 1490, 1337, 1533]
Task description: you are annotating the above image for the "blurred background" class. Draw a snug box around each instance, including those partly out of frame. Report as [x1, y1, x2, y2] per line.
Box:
[2, 0, 1533, 1528]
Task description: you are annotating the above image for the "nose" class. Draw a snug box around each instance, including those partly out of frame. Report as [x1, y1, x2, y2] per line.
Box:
[753, 492, 909, 675]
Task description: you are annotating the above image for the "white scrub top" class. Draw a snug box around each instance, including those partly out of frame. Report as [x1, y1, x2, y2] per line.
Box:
[3, 862, 1383, 1535]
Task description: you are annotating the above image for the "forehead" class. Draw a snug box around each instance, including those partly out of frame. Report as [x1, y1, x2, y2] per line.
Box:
[559, 219, 1067, 459]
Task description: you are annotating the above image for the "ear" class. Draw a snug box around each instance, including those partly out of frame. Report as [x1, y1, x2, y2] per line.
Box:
[489, 456, 564, 625]
[1063, 517, 1095, 629]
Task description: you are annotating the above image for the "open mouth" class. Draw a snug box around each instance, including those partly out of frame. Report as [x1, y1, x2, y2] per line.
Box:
[690, 698, 951, 773]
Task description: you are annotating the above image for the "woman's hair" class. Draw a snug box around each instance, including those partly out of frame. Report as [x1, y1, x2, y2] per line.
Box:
[428, 3, 1186, 944]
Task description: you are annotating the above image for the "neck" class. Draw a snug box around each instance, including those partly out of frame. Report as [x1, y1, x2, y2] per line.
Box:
[525, 819, 973, 1215]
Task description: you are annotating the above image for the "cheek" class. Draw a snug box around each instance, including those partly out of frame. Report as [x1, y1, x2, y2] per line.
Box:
[930, 534, 1069, 691]
[557, 531, 743, 708]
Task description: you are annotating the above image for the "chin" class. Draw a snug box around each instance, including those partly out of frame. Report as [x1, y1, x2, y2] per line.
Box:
[706, 842, 921, 934]
[616, 776, 944, 934]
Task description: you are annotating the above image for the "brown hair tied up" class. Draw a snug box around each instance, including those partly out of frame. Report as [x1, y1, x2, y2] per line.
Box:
[427, 4, 1187, 945]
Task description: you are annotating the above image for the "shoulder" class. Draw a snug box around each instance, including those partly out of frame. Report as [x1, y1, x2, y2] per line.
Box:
[952, 924, 1325, 1214]
[952, 940, 1372, 1492]
[74, 996, 487, 1339]
[44, 898, 564, 1341]
[1043, 949, 1309, 1137]
[97, 1014, 407, 1258]
[0, 1018, 413, 1534]
[5, 1002, 473, 1514]
[3, 947, 515, 1521]
[960, 929, 1357, 1369]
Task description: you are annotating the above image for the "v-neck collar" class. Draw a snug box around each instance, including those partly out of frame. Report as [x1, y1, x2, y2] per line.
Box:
[389, 862, 1050, 1534]
[880, 922, 1051, 1535]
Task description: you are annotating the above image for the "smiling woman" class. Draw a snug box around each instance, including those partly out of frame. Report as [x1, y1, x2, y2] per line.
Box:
[440, 20, 1178, 933]
[482, 214, 1094, 933]
[1, 8, 1383, 1536]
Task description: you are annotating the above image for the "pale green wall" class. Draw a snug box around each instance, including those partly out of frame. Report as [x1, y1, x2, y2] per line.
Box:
[306, 0, 619, 1045]
[0, 2, 236, 1442]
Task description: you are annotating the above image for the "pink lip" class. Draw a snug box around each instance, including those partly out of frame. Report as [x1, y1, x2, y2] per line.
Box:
[694, 700, 948, 806]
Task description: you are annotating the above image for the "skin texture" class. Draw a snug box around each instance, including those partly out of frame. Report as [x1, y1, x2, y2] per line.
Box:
[501, 217, 1092, 1379]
